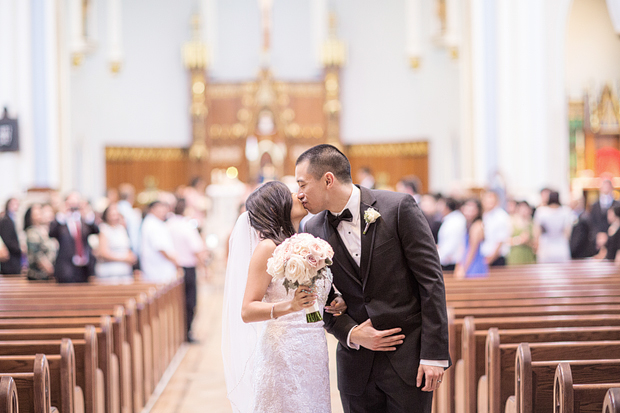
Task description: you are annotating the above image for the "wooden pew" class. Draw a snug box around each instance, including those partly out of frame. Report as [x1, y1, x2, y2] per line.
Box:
[457, 308, 620, 413]
[511, 342, 620, 413]
[603, 388, 620, 413]
[0, 327, 100, 413]
[0, 350, 81, 413]
[483, 327, 620, 413]
[442, 313, 620, 413]
[0, 354, 51, 413]
[0, 280, 182, 398]
[0, 316, 117, 413]
[554, 362, 620, 413]
[0, 278, 186, 413]
[0, 376, 18, 413]
[0, 304, 132, 413]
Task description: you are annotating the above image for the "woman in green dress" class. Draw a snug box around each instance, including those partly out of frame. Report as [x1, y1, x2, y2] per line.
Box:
[507, 201, 536, 265]
[25, 204, 57, 280]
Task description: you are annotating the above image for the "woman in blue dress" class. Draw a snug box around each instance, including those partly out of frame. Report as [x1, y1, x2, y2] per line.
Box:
[454, 198, 488, 278]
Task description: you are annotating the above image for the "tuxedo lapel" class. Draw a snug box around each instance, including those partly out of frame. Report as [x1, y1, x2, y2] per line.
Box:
[359, 187, 378, 290]
[323, 213, 362, 287]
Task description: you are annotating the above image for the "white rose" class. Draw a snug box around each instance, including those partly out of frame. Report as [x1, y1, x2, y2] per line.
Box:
[267, 256, 285, 279]
[364, 208, 381, 223]
[285, 254, 311, 284]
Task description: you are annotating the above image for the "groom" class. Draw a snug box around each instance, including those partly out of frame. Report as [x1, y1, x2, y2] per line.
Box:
[296, 144, 451, 413]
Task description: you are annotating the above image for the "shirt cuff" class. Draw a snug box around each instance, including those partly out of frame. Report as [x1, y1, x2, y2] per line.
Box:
[346, 325, 360, 350]
[420, 359, 449, 368]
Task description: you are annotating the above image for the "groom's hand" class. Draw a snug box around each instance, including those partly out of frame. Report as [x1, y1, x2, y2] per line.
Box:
[350, 319, 405, 351]
[417, 364, 444, 392]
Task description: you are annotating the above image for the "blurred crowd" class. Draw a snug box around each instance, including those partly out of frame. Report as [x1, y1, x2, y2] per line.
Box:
[0, 181, 210, 341]
[392, 176, 620, 279]
[2, 173, 619, 288]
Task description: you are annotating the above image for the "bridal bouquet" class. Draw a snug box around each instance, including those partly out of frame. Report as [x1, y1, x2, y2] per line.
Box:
[267, 233, 334, 322]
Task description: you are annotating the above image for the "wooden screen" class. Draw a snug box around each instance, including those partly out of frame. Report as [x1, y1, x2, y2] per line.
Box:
[105, 147, 191, 194]
[346, 142, 429, 192]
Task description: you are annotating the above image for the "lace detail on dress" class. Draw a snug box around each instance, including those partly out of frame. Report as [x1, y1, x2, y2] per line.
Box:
[252, 275, 332, 413]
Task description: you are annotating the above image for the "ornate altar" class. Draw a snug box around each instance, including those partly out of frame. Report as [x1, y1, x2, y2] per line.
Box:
[186, 11, 344, 185]
[569, 85, 620, 199]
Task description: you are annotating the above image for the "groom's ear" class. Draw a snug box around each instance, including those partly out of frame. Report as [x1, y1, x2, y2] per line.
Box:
[324, 172, 335, 188]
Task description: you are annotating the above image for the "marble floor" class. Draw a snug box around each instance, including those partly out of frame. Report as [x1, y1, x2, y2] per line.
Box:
[149, 266, 345, 413]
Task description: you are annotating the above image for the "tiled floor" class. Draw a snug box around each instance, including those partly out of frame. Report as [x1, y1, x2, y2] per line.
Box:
[149, 269, 344, 413]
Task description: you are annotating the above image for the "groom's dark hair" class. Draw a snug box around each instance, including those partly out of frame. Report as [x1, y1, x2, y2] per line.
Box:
[296, 144, 352, 184]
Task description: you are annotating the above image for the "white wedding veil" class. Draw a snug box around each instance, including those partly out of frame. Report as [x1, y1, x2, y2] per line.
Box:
[221, 211, 264, 413]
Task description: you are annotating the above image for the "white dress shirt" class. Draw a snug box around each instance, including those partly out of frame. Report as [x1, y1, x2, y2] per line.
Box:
[332, 186, 448, 367]
[140, 214, 178, 282]
[481, 206, 511, 258]
[437, 210, 466, 266]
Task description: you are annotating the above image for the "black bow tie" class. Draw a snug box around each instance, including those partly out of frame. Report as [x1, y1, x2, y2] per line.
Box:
[328, 208, 353, 229]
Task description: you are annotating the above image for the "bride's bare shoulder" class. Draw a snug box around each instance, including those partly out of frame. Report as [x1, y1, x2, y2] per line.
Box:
[253, 238, 277, 258]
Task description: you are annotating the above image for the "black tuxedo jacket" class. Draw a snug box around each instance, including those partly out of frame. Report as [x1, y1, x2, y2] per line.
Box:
[591, 200, 620, 234]
[0, 215, 22, 274]
[305, 186, 451, 395]
[49, 217, 99, 282]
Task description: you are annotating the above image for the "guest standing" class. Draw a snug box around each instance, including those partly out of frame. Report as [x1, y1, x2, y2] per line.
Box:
[506, 201, 536, 265]
[596, 205, 620, 261]
[437, 198, 466, 272]
[454, 199, 488, 278]
[481, 190, 511, 266]
[533, 191, 572, 263]
[167, 199, 207, 341]
[95, 203, 136, 283]
[140, 201, 178, 283]
[590, 179, 619, 251]
[25, 204, 57, 281]
[0, 198, 23, 274]
[49, 192, 99, 283]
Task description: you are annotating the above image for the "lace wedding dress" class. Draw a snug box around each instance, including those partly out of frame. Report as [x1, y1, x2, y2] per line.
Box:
[222, 212, 332, 413]
[252, 275, 332, 413]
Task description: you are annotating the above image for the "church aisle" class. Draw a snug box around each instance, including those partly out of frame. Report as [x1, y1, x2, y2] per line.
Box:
[149, 268, 344, 413]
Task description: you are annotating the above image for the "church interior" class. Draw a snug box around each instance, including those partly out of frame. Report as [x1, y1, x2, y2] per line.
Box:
[1, 0, 620, 412]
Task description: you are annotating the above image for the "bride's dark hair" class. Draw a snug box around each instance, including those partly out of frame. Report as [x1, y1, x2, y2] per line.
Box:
[246, 181, 296, 245]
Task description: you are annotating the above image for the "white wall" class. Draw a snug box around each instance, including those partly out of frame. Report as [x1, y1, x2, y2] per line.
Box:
[0, 0, 35, 204]
[566, 0, 620, 99]
[334, 0, 461, 192]
[70, 0, 195, 198]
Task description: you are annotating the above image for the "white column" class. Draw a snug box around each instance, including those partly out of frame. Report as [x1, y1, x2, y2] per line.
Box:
[405, 0, 423, 66]
[311, 0, 327, 69]
[201, 0, 218, 66]
[108, 0, 123, 69]
[58, 0, 74, 192]
[15, 0, 34, 193]
[458, 0, 475, 187]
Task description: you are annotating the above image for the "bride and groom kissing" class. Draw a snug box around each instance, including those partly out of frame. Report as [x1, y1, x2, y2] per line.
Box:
[222, 144, 451, 413]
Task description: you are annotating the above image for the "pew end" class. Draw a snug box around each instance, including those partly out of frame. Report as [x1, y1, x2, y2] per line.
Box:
[0, 377, 18, 413]
[604, 388, 620, 413]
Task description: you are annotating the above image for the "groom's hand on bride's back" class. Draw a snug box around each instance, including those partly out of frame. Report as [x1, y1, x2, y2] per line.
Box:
[324, 296, 347, 316]
[350, 319, 405, 351]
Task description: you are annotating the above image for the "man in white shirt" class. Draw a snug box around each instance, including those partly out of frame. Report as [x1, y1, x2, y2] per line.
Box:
[481, 191, 511, 266]
[140, 201, 178, 283]
[167, 198, 207, 342]
[437, 198, 466, 271]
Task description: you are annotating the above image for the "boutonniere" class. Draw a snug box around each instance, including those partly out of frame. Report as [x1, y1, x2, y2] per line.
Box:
[363, 208, 381, 234]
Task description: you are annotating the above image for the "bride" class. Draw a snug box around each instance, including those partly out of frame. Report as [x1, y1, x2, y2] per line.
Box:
[222, 181, 346, 413]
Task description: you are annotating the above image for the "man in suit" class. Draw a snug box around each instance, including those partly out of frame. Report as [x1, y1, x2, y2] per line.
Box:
[296, 145, 450, 413]
[0, 198, 23, 274]
[49, 192, 99, 283]
[590, 179, 620, 248]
